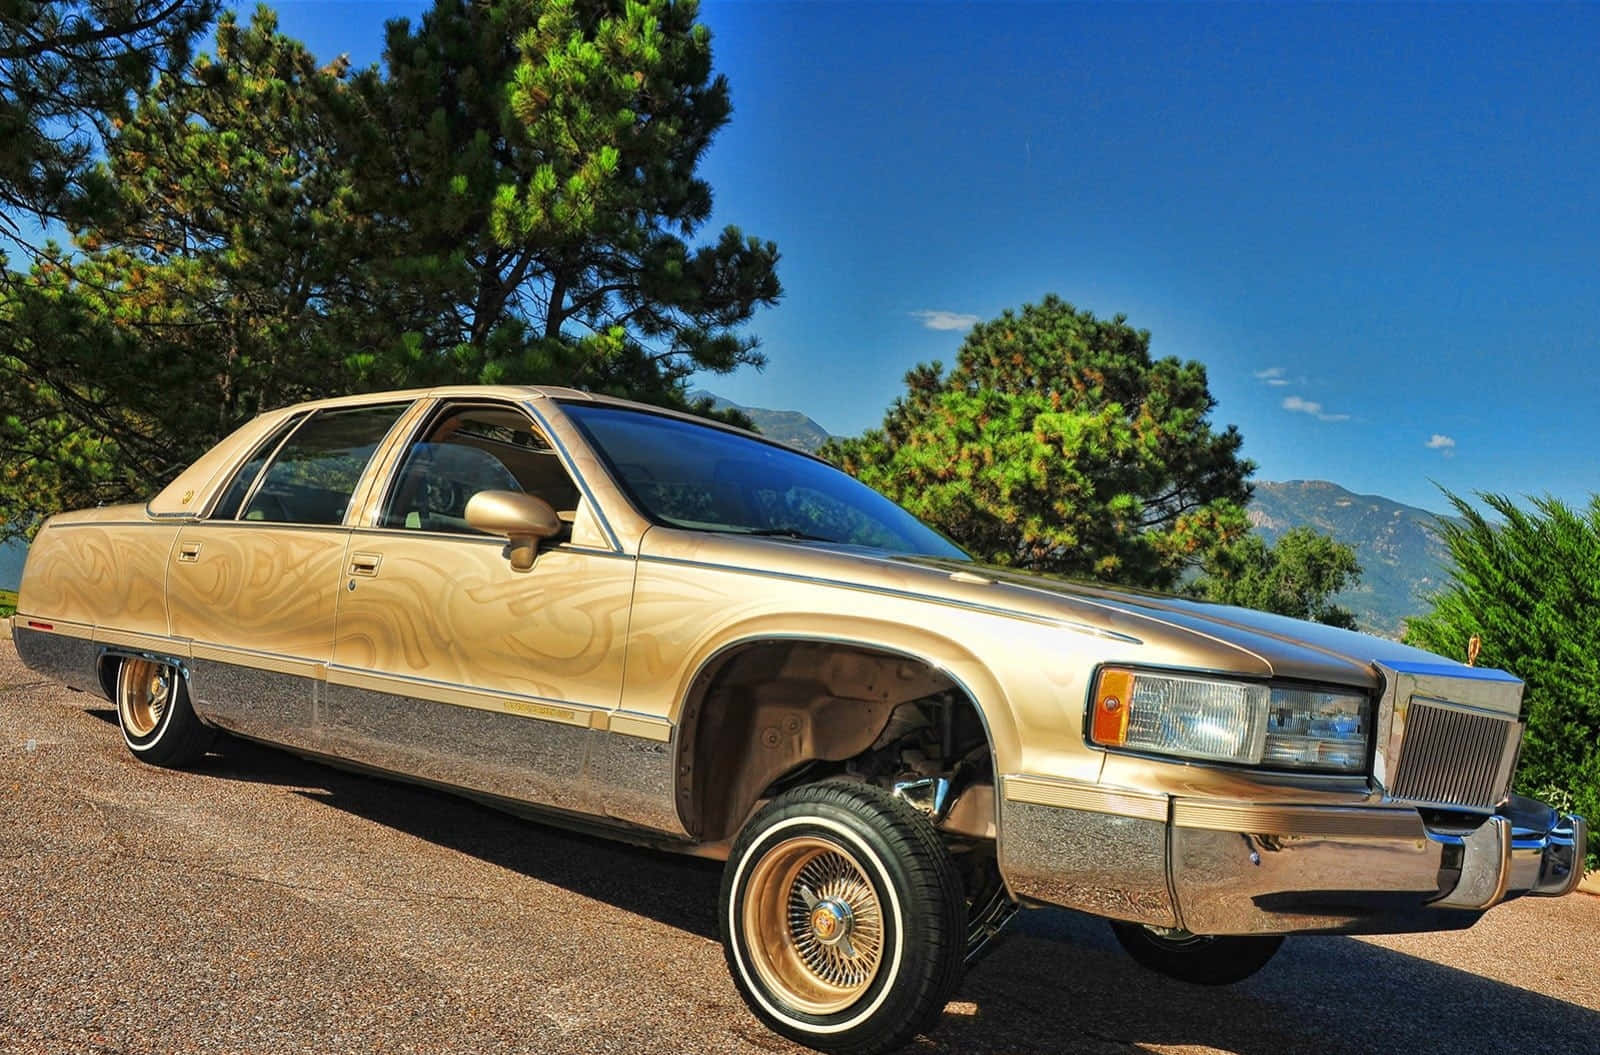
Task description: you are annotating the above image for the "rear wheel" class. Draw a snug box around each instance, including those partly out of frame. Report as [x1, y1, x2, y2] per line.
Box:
[720, 781, 966, 1055]
[115, 657, 212, 767]
[1109, 920, 1283, 985]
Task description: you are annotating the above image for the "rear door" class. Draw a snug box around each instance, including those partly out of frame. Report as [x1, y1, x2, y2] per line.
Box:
[169, 401, 412, 748]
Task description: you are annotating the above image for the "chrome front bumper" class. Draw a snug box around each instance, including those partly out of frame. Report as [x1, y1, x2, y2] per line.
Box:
[1000, 777, 1588, 936]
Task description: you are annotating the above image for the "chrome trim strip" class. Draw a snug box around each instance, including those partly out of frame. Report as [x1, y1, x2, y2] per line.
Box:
[319, 676, 598, 814]
[342, 524, 631, 560]
[638, 553, 1142, 643]
[94, 627, 178, 655]
[524, 401, 623, 553]
[609, 711, 672, 742]
[1171, 800, 1425, 839]
[190, 641, 324, 680]
[1002, 774, 1169, 823]
[325, 664, 602, 729]
[1382, 659, 1522, 683]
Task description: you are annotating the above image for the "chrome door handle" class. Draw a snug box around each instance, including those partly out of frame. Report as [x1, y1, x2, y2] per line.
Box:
[177, 542, 202, 564]
[349, 552, 382, 577]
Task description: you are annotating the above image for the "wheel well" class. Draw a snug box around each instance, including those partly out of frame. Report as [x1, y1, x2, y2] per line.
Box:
[675, 639, 994, 842]
[97, 653, 120, 701]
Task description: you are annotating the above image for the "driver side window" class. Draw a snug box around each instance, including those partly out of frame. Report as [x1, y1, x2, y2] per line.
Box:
[381, 404, 581, 535]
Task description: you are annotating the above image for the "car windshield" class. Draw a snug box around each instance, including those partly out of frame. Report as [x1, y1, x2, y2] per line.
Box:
[561, 403, 968, 559]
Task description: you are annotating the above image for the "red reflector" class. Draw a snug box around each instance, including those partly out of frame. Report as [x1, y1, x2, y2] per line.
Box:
[26, 620, 53, 631]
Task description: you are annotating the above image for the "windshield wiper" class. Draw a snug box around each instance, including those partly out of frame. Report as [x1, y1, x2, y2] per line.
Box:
[740, 527, 842, 544]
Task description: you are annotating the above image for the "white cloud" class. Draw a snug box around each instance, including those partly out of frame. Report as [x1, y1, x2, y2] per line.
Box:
[1426, 433, 1457, 456]
[1253, 366, 1292, 387]
[1281, 395, 1350, 423]
[911, 309, 981, 332]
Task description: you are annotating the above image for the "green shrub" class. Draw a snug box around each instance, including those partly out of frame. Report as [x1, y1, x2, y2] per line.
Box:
[1406, 492, 1600, 870]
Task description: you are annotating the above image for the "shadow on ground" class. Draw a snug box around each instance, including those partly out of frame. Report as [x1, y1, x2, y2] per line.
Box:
[94, 709, 1600, 1055]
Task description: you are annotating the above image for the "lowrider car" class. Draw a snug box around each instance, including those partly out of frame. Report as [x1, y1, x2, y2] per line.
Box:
[11, 385, 1588, 1053]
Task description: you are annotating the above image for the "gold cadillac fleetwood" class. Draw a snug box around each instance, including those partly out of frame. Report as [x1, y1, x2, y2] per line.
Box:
[11, 386, 1588, 1053]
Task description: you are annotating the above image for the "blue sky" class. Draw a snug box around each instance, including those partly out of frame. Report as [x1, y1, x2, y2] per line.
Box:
[272, 3, 1592, 512]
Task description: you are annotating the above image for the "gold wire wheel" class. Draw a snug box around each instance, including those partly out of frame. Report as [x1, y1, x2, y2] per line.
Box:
[118, 658, 173, 739]
[742, 835, 887, 1015]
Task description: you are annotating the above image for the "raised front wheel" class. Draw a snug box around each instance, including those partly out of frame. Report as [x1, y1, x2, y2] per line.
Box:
[720, 781, 966, 1055]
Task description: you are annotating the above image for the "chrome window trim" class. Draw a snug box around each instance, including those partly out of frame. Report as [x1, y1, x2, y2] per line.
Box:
[524, 400, 624, 553]
[324, 662, 605, 726]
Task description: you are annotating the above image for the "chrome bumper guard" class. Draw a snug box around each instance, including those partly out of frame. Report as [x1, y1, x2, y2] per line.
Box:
[1001, 779, 1588, 936]
[1431, 797, 1588, 909]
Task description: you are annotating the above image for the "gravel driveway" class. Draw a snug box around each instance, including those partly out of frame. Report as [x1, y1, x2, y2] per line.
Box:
[3, 638, 1597, 1054]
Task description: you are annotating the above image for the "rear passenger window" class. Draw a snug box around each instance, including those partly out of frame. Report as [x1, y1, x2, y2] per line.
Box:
[238, 404, 408, 525]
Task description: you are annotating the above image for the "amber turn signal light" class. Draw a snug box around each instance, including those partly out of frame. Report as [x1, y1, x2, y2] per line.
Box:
[1091, 668, 1135, 746]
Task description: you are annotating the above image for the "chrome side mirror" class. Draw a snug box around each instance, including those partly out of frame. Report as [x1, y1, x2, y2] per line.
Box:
[464, 490, 561, 571]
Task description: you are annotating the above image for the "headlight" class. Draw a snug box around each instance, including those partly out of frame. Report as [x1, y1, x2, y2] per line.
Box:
[1089, 668, 1370, 773]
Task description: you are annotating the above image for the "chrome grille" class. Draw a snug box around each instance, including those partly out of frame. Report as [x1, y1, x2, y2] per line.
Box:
[1389, 701, 1517, 810]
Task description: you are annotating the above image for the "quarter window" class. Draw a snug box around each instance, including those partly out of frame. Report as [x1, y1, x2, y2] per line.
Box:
[237, 403, 409, 525]
[211, 413, 306, 520]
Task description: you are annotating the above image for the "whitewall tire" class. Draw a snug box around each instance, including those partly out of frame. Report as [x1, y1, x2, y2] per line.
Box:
[720, 781, 966, 1054]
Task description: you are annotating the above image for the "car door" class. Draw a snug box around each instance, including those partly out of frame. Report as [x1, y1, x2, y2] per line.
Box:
[169, 401, 414, 749]
[322, 400, 637, 815]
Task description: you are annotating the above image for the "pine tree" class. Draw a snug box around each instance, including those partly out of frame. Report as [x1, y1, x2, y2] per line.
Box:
[824, 296, 1254, 588]
[343, 0, 781, 399]
[1, 0, 216, 234]
[1406, 492, 1600, 868]
[1, 2, 778, 538]
[1190, 527, 1363, 629]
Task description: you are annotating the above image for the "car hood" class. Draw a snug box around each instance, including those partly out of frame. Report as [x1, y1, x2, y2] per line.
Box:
[887, 555, 1469, 689]
[641, 529, 1485, 690]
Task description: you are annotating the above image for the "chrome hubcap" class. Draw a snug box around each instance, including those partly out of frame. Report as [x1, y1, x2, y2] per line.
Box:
[808, 898, 854, 947]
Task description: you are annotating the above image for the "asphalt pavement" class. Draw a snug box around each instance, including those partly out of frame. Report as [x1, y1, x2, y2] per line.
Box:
[3, 638, 1597, 1055]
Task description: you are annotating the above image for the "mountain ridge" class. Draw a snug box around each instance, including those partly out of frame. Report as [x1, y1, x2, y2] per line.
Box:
[688, 388, 832, 452]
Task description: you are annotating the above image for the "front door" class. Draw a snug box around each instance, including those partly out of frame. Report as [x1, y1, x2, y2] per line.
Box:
[169, 401, 412, 748]
[324, 401, 635, 814]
